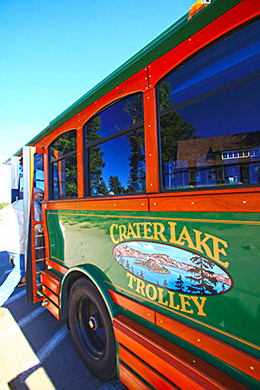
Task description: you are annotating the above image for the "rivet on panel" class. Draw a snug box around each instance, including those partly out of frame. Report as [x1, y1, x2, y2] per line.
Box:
[149, 153, 152, 157]
[148, 313, 150, 317]
[193, 360, 196, 364]
[141, 203, 144, 206]
[250, 366, 254, 370]
[243, 200, 247, 204]
[154, 203, 157, 206]
[150, 183, 153, 186]
[147, 96, 150, 99]
[114, 204, 117, 207]
[191, 201, 194, 205]
[197, 339, 200, 342]
[148, 124, 151, 127]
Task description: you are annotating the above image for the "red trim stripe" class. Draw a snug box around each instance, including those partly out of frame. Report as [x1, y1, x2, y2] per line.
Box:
[110, 290, 260, 381]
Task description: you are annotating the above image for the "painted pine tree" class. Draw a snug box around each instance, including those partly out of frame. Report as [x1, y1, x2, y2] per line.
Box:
[175, 274, 185, 292]
[163, 279, 168, 288]
[186, 256, 218, 295]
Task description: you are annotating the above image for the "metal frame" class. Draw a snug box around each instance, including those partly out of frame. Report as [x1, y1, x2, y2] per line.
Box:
[23, 146, 44, 304]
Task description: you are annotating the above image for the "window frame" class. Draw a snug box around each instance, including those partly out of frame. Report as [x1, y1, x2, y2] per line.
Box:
[48, 129, 78, 200]
[156, 20, 260, 194]
[83, 93, 145, 198]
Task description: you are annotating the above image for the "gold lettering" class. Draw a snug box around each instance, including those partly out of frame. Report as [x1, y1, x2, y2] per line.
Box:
[136, 279, 146, 296]
[110, 224, 119, 244]
[212, 237, 229, 268]
[127, 272, 136, 289]
[175, 226, 196, 250]
[190, 296, 206, 316]
[127, 223, 138, 240]
[143, 222, 154, 239]
[111, 221, 229, 270]
[194, 230, 229, 268]
[168, 291, 180, 310]
[180, 294, 193, 314]
[193, 230, 214, 259]
[119, 224, 128, 241]
[158, 287, 168, 306]
[168, 222, 177, 243]
[126, 275, 207, 318]
[153, 223, 167, 242]
[145, 284, 157, 301]
[133, 223, 142, 239]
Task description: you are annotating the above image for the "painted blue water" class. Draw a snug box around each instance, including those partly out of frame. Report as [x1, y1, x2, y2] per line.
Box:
[115, 239, 232, 295]
[117, 255, 229, 294]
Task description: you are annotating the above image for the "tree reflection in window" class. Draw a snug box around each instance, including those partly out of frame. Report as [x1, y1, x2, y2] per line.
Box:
[158, 20, 260, 190]
[49, 130, 77, 199]
[84, 93, 145, 196]
[158, 80, 197, 189]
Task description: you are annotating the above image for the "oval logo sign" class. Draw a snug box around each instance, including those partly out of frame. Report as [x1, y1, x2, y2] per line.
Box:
[113, 241, 233, 296]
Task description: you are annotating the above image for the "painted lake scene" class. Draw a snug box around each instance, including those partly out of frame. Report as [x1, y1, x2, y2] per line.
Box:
[113, 241, 232, 296]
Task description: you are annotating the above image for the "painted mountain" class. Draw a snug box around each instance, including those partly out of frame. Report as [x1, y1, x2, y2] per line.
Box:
[113, 241, 233, 295]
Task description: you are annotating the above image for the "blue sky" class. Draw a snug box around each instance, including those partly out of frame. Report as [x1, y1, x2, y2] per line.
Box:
[0, 0, 195, 203]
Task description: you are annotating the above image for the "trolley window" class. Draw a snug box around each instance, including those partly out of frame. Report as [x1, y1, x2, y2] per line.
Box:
[84, 93, 145, 196]
[49, 129, 77, 199]
[158, 20, 260, 191]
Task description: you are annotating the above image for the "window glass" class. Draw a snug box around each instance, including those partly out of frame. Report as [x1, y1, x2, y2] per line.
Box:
[158, 20, 260, 190]
[49, 130, 77, 199]
[18, 160, 24, 198]
[50, 130, 76, 160]
[34, 154, 44, 192]
[84, 94, 145, 196]
[86, 94, 143, 143]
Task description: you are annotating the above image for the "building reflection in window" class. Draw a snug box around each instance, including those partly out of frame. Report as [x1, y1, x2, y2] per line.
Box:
[158, 20, 260, 190]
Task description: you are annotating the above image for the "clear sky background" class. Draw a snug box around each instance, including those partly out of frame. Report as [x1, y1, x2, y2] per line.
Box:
[0, 0, 195, 203]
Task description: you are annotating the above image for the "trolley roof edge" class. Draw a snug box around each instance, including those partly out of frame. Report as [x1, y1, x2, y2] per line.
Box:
[9, 0, 243, 160]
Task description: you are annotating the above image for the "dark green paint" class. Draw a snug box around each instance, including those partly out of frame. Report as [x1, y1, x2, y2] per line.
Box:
[59, 264, 119, 321]
[46, 209, 260, 360]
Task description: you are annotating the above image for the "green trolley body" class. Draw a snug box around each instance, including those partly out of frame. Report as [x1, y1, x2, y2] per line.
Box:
[10, 0, 260, 388]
